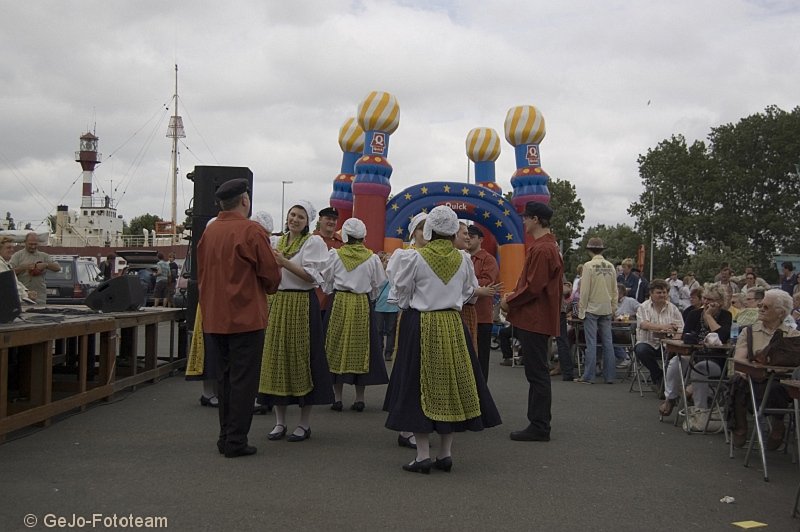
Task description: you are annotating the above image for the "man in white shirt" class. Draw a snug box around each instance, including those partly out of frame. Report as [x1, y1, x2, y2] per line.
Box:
[633, 279, 684, 391]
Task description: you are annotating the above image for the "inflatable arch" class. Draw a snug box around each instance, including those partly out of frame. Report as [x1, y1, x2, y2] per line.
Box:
[329, 91, 552, 293]
[383, 183, 525, 292]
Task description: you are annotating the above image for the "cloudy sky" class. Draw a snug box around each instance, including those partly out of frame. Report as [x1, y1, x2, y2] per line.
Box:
[1, 0, 798, 235]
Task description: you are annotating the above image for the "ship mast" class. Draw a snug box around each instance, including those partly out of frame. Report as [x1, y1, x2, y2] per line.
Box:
[166, 64, 185, 245]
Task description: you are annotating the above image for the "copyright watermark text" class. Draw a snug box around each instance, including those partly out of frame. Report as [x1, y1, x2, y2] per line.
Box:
[24, 513, 168, 528]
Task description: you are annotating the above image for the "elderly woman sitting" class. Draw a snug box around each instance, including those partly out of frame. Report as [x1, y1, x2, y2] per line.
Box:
[729, 289, 799, 448]
[659, 284, 732, 417]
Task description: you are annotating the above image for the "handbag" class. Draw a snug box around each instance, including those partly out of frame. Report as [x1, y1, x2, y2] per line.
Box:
[681, 406, 723, 434]
[753, 329, 800, 367]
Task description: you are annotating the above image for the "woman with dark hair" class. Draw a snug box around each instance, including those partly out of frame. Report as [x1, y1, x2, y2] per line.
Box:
[682, 287, 704, 321]
[384, 206, 501, 474]
[321, 218, 388, 412]
[659, 284, 731, 417]
[258, 201, 333, 442]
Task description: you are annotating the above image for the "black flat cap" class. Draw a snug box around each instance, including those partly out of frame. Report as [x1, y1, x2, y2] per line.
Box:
[319, 206, 339, 219]
[215, 178, 250, 201]
[523, 201, 553, 221]
[467, 225, 484, 238]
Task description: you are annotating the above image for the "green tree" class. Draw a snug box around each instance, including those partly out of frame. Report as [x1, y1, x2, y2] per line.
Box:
[125, 213, 162, 236]
[548, 178, 585, 269]
[629, 106, 800, 277]
[572, 224, 645, 276]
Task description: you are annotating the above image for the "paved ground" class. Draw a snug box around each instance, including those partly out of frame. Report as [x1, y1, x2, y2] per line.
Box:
[1, 352, 798, 531]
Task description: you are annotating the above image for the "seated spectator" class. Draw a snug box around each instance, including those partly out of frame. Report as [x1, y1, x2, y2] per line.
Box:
[715, 267, 739, 309]
[793, 292, 800, 327]
[684, 272, 700, 293]
[666, 271, 683, 307]
[729, 293, 745, 321]
[780, 261, 798, 296]
[729, 289, 799, 448]
[613, 282, 640, 367]
[617, 258, 639, 300]
[659, 285, 732, 417]
[634, 279, 684, 392]
[736, 268, 769, 292]
[631, 267, 649, 303]
[735, 287, 765, 328]
[682, 287, 703, 321]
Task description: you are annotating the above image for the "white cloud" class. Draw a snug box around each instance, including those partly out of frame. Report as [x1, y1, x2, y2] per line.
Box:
[1, 0, 798, 236]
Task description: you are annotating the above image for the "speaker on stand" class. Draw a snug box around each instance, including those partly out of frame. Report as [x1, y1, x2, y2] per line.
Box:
[185, 166, 254, 331]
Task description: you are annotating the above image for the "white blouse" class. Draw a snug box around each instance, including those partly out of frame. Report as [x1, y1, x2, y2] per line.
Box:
[320, 251, 387, 300]
[277, 234, 328, 291]
[387, 249, 477, 312]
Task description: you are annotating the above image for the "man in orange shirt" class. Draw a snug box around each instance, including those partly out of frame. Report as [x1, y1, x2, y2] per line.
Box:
[501, 202, 563, 442]
[198, 178, 281, 458]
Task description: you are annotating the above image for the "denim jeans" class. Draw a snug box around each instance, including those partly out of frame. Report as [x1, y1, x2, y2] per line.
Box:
[582, 312, 615, 382]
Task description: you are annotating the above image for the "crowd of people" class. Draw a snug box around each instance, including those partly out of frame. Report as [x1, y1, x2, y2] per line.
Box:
[192, 179, 565, 471]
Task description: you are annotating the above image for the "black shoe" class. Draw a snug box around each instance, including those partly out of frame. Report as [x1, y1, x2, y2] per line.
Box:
[351, 401, 365, 412]
[397, 434, 417, 449]
[224, 445, 257, 458]
[253, 404, 271, 415]
[287, 426, 311, 442]
[402, 458, 432, 474]
[199, 395, 219, 407]
[433, 456, 452, 472]
[217, 441, 225, 455]
[562, 375, 574, 382]
[267, 424, 286, 441]
[510, 428, 550, 442]
[330, 401, 343, 412]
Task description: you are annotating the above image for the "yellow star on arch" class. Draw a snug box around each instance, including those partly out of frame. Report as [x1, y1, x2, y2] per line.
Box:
[478, 190, 486, 198]
[503, 209, 510, 216]
[420, 186, 429, 194]
[404, 193, 412, 200]
[421, 207, 428, 213]
[506, 233, 513, 241]
[391, 203, 399, 211]
[461, 187, 469, 195]
[443, 185, 451, 193]
[495, 220, 503, 228]
[396, 227, 404, 235]
[483, 211, 491, 219]
[497, 198, 504, 205]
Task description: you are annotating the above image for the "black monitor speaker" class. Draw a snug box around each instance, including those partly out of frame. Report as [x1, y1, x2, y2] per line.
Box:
[185, 165, 253, 329]
[84, 276, 144, 312]
[0, 270, 22, 323]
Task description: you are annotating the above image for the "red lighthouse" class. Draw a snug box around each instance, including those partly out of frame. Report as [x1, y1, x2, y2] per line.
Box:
[76, 132, 101, 208]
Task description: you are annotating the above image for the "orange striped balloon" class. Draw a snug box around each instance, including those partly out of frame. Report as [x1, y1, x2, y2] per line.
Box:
[357, 91, 400, 134]
[338, 117, 365, 153]
[465, 127, 501, 162]
[504, 105, 546, 146]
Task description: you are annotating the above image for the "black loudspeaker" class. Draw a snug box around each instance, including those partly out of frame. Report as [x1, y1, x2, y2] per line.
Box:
[84, 276, 144, 312]
[185, 166, 253, 329]
[0, 270, 22, 323]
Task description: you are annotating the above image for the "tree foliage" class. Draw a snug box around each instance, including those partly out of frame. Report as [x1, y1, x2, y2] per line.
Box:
[125, 213, 162, 236]
[548, 178, 585, 268]
[629, 105, 800, 281]
[571, 224, 645, 276]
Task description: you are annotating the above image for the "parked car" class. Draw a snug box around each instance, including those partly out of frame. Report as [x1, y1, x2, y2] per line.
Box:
[44, 255, 103, 304]
[116, 249, 159, 307]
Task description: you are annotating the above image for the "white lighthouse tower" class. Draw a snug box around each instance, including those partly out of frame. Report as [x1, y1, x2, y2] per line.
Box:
[54, 131, 123, 246]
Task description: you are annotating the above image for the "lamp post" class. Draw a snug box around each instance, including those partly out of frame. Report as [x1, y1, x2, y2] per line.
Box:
[281, 180, 293, 231]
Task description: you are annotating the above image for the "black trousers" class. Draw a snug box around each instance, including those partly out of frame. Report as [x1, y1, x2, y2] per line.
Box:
[205, 329, 265, 452]
[634, 342, 662, 384]
[516, 329, 552, 435]
[476, 323, 494, 382]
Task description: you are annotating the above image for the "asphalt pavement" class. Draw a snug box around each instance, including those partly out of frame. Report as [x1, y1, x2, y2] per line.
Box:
[1, 351, 798, 531]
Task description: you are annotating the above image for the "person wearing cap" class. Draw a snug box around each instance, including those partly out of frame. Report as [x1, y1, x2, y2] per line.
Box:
[576, 237, 618, 384]
[465, 224, 502, 381]
[385, 206, 501, 474]
[259, 201, 334, 443]
[500, 201, 563, 442]
[197, 178, 282, 458]
[9, 232, 61, 305]
[313, 206, 343, 316]
[320, 217, 388, 412]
